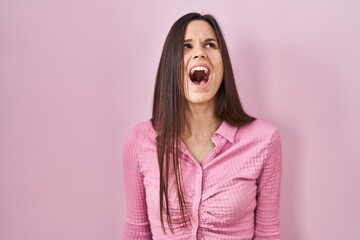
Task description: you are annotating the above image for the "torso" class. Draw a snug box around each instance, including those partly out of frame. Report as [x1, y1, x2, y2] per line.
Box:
[124, 119, 282, 239]
[183, 137, 215, 164]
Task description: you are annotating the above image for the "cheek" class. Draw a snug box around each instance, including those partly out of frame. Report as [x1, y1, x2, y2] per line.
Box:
[183, 54, 191, 68]
[219, 65, 224, 80]
[217, 55, 224, 69]
[210, 54, 223, 73]
[215, 60, 224, 80]
[183, 57, 191, 78]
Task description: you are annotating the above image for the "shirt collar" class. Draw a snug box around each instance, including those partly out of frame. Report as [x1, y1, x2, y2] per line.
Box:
[214, 121, 238, 143]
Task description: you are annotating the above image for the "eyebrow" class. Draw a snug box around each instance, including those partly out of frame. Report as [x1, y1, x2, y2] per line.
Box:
[184, 38, 218, 42]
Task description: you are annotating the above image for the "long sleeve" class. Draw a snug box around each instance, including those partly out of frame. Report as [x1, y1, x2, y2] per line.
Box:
[254, 130, 282, 240]
[122, 128, 152, 239]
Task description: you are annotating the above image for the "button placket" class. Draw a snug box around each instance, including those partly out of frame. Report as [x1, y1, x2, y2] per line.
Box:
[191, 163, 203, 236]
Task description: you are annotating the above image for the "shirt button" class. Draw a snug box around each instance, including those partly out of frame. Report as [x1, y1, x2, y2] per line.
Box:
[215, 148, 220, 153]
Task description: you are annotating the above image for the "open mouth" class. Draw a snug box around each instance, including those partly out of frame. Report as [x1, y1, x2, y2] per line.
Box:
[189, 66, 210, 85]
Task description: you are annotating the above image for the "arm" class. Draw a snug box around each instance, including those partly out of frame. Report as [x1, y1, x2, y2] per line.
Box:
[254, 130, 282, 240]
[122, 128, 152, 239]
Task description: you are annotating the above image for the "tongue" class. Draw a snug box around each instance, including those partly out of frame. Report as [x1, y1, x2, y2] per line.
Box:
[199, 80, 207, 85]
[190, 70, 208, 84]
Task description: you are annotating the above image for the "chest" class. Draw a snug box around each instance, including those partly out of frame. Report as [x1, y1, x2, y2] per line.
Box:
[183, 137, 215, 164]
[139, 142, 266, 226]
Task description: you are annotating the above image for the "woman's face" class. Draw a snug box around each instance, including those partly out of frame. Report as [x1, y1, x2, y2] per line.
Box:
[183, 20, 224, 106]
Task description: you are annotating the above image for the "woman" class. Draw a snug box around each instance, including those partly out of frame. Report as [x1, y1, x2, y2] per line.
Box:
[123, 12, 282, 240]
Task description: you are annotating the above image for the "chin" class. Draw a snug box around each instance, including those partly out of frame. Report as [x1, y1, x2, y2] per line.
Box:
[186, 95, 216, 105]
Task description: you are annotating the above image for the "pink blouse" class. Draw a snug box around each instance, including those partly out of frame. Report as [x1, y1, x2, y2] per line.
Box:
[122, 119, 282, 239]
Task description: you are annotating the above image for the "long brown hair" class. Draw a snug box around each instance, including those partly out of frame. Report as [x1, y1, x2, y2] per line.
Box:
[151, 12, 256, 234]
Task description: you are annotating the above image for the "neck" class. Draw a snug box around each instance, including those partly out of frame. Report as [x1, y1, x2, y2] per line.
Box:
[183, 102, 221, 140]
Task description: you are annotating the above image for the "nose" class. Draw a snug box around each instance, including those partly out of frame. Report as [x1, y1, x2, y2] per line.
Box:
[193, 47, 207, 59]
[194, 54, 207, 59]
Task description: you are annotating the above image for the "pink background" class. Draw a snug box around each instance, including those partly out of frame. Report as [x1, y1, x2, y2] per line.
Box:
[1, 0, 359, 239]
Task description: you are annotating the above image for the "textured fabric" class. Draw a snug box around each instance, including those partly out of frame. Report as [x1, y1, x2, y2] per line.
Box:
[123, 119, 282, 240]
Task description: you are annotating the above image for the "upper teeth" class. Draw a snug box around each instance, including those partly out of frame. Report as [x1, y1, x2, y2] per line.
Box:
[190, 66, 209, 74]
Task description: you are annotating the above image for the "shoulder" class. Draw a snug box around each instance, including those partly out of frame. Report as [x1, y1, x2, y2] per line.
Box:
[236, 119, 280, 143]
[124, 120, 157, 151]
[127, 120, 155, 137]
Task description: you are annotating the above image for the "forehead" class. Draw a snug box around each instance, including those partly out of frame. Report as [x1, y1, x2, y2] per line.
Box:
[184, 20, 217, 40]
